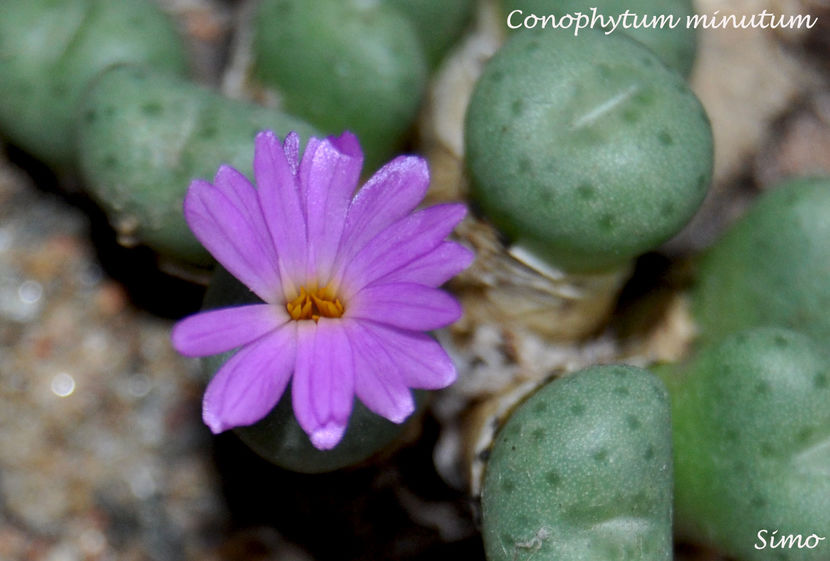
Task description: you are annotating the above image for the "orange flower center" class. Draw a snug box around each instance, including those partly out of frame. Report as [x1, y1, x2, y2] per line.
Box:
[285, 284, 345, 322]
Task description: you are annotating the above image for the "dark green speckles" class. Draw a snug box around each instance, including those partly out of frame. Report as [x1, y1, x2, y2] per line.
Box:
[599, 213, 616, 232]
[545, 470, 562, 486]
[592, 448, 610, 464]
[644, 445, 655, 461]
[692, 177, 830, 344]
[77, 64, 317, 265]
[773, 334, 790, 347]
[754, 381, 771, 395]
[481, 365, 673, 561]
[814, 372, 828, 389]
[465, 29, 712, 273]
[622, 108, 640, 123]
[0, 0, 187, 168]
[796, 427, 813, 443]
[614, 385, 630, 397]
[633, 89, 655, 106]
[199, 123, 218, 139]
[252, 0, 426, 169]
[499, 532, 513, 548]
[511, 98, 524, 116]
[51, 82, 69, 96]
[657, 130, 673, 146]
[663, 327, 830, 561]
[576, 182, 596, 200]
[626, 414, 642, 431]
[141, 101, 163, 116]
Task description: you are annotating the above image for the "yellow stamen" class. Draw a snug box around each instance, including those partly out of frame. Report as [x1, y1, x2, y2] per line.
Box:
[286, 284, 345, 322]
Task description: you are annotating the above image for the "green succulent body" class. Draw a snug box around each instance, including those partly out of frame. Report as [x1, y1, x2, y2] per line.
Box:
[383, 0, 476, 68]
[481, 365, 673, 561]
[201, 267, 423, 473]
[693, 177, 830, 345]
[252, 0, 427, 170]
[0, 0, 187, 168]
[76, 64, 317, 264]
[465, 30, 712, 273]
[660, 328, 830, 561]
[503, 0, 697, 76]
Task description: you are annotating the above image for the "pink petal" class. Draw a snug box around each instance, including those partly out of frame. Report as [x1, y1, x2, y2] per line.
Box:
[254, 131, 308, 289]
[338, 204, 468, 298]
[282, 131, 301, 174]
[300, 132, 363, 280]
[373, 241, 474, 287]
[347, 283, 463, 331]
[202, 323, 298, 433]
[184, 180, 282, 302]
[360, 322, 457, 390]
[344, 320, 415, 423]
[338, 156, 430, 264]
[213, 165, 280, 270]
[172, 304, 287, 357]
[292, 319, 355, 450]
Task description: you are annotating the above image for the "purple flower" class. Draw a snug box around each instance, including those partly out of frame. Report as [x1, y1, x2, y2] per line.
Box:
[171, 130, 473, 450]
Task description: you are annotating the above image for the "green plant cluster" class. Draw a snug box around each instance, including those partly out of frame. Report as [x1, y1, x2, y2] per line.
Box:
[2, 1, 828, 558]
[479, 179, 830, 561]
[0, 0, 474, 263]
[0, 0, 473, 471]
[466, 4, 829, 560]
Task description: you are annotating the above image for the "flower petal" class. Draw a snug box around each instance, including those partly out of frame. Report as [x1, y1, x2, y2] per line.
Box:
[299, 132, 363, 280]
[338, 156, 429, 263]
[172, 304, 287, 357]
[373, 241, 474, 288]
[292, 319, 355, 449]
[348, 283, 463, 331]
[344, 319, 415, 423]
[184, 180, 282, 301]
[202, 323, 298, 433]
[361, 322, 457, 390]
[254, 131, 308, 288]
[338, 204, 468, 298]
[282, 130, 301, 174]
[213, 165, 280, 270]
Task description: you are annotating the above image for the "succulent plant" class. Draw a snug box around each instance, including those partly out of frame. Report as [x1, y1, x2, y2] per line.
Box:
[0, 0, 187, 169]
[383, 0, 477, 68]
[465, 29, 712, 274]
[200, 267, 427, 473]
[481, 365, 673, 561]
[76, 64, 316, 264]
[692, 176, 830, 345]
[659, 327, 830, 561]
[252, 0, 427, 170]
[502, 0, 698, 76]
